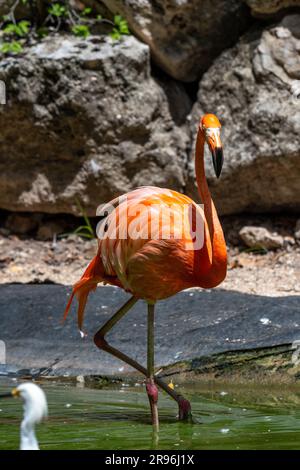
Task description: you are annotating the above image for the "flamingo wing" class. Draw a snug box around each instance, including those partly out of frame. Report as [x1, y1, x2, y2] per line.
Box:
[97, 186, 210, 299]
[64, 186, 211, 331]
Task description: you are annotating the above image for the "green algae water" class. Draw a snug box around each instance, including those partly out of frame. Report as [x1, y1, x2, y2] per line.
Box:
[0, 379, 300, 450]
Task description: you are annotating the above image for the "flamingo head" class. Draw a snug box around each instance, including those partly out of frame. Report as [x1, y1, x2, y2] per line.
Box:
[200, 114, 224, 178]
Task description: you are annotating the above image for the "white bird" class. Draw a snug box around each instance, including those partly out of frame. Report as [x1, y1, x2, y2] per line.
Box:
[0, 382, 48, 450]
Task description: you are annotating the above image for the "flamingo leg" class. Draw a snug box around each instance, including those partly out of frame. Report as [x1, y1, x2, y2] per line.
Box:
[93, 296, 192, 421]
[146, 303, 159, 430]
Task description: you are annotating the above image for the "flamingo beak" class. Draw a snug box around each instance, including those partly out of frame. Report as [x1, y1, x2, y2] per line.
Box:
[206, 128, 224, 178]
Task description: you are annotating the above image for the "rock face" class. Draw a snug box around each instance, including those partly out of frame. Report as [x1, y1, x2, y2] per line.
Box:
[246, 0, 300, 16]
[239, 226, 284, 249]
[100, 0, 251, 82]
[0, 34, 190, 216]
[188, 15, 300, 215]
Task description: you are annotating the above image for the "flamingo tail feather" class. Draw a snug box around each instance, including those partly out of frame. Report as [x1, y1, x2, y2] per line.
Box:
[63, 253, 104, 334]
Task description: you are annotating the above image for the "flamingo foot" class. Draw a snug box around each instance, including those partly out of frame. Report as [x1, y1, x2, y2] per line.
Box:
[178, 396, 192, 422]
[146, 378, 159, 430]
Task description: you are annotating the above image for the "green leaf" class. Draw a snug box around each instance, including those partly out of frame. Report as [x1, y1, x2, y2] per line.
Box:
[72, 225, 93, 234]
[0, 43, 10, 53]
[48, 3, 66, 18]
[11, 41, 23, 53]
[3, 23, 16, 35]
[112, 15, 130, 38]
[114, 15, 122, 26]
[119, 21, 129, 35]
[18, 20, 30, 35]
[71, 24, 90, 39]
[73, 231, 94, 239]
[110, 28, 121, 40]
[0, 41, 23, 55]
[3, 20, 30, 37]
[74, 198, 95, 237]
[82, 7, 92, 16]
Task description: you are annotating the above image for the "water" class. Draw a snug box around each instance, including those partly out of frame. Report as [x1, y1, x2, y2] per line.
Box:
[1, 379, 300, 450]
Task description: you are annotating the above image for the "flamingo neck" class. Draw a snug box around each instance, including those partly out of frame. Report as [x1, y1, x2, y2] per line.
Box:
[194, 129, 227, 283]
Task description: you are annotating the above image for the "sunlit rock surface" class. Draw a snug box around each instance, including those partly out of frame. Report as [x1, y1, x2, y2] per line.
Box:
[100, 0, 251, 81]
[0, 34, 190, 215]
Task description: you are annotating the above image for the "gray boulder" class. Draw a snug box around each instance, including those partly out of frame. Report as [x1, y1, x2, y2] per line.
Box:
[188, 15, 300, 215]
[239, 226, 284, 249]
[100, 0, 251, 81]
[0, 34, 191, 215]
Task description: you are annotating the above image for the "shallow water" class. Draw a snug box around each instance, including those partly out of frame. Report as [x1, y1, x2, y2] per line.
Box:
[0, 379, 300, 450]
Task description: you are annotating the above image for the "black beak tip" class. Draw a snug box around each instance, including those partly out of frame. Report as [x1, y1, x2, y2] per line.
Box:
[212, 147, 224, 178]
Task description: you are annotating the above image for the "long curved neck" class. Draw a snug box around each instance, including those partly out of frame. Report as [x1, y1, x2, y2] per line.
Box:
[195, 129, 226, 280]
[195, 130, 216, 239]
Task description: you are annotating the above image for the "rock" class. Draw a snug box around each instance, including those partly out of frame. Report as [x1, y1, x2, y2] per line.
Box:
[188, 15, 300, 215]
[36, 221, 65, 241]
[0, 34, 190, 216]
[0, 0, 31, 20]
[246, 0, 300, 16]
[65, 234, 85, 244]
[5, 213, 38, 235]
[283, 235, 296, 246]
[295, 220, 300, 240]
[239, 226, 284, 249]
[99, 0, 251, 81]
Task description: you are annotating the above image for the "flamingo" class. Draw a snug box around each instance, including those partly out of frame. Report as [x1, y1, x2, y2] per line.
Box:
[64, 114, 227, 430]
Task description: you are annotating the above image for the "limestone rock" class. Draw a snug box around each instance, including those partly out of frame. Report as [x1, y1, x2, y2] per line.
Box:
[239, 226, 284, 249]
[100, 0, 251, 81]
[0, 34, 190, 216]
